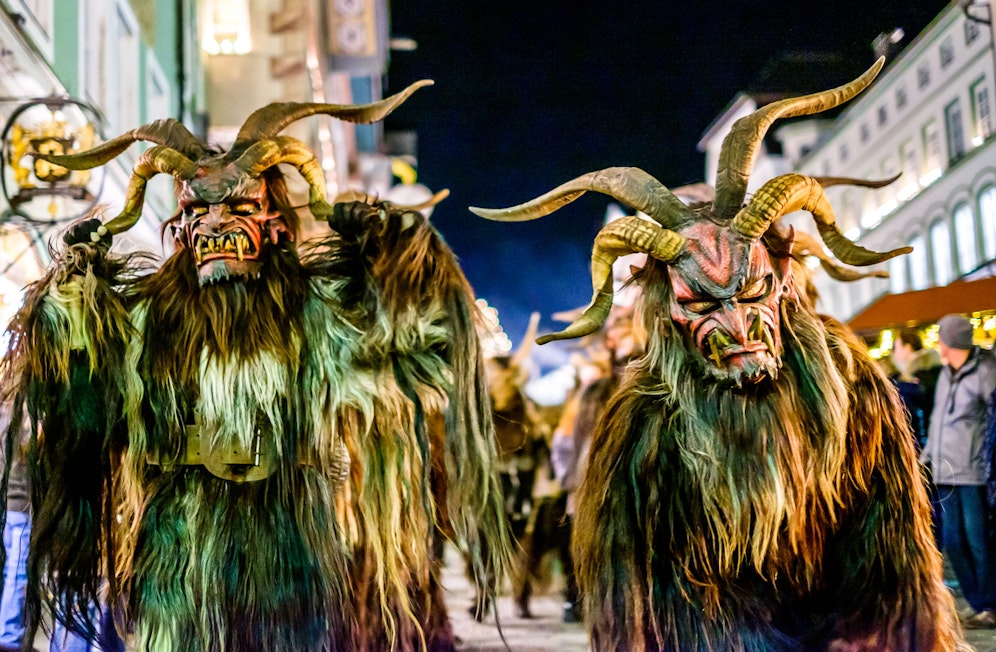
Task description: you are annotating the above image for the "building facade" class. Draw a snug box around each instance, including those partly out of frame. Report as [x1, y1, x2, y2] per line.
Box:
[0, 0, 204, 330]
[200, 0, 413, 240]
[782, 3, 996, 325]
[699, 3, 996, 344]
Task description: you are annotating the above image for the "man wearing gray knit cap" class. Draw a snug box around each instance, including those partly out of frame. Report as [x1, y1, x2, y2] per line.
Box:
[922, 314, 996, 628]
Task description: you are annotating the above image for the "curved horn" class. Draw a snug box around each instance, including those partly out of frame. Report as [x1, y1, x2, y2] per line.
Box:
[34, 119, 206, 170]
[329, 188, 450, 213]
[469, 167, 696, 229]
[791, 229, 890, 282]
[510, 312, 541, 368]
[812, 174, 900, 189]
[234, 80, 433, 144]
[103, 146, 200, 235]
[733, 173, 909, 266]
[234, 135, 336, 219]
[539, 216, 686, 344]
[390, 188, 450, 212]
[713, 58, 884, 218]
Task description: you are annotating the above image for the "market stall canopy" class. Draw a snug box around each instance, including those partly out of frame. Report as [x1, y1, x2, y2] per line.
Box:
[847, 275, 996, 335]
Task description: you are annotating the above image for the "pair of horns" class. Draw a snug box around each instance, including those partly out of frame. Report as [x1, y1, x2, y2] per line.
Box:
[38, 80, 433, 235]
[472, 60, 907, 344]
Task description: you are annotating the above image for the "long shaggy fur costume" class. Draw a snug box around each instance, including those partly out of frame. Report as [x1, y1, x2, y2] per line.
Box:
[572, 257, 962, 651]
[1, 205, 509, 651]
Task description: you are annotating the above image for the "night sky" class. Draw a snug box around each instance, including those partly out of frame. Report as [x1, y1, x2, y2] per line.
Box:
[384, 1, 951, 368]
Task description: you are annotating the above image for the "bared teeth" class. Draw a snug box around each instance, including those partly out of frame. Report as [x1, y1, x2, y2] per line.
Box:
[193, 232, 253, 261]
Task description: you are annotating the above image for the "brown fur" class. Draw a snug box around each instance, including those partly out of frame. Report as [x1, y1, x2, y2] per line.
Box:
[572, 257, 961, 651]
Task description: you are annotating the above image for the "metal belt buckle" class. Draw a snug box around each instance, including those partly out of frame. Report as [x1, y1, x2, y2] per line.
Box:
[202, 428, 278, 482]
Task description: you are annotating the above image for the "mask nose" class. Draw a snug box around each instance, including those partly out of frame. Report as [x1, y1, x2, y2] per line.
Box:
[717, 300, 752, 346]
[203, 204, 228, 231]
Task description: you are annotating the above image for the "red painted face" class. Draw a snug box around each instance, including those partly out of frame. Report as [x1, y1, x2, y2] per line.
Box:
[666, 220, 793, 387]
[176, 171, 292, 285]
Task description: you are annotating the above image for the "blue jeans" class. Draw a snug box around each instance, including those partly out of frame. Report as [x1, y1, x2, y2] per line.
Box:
[50, 602, 99, 652]
[938, 484, 996, 612]
[0, 511, 30, 648]
[50, 602, 124, 652]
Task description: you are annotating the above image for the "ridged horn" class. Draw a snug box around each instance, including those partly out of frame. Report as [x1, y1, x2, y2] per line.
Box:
[713, 58, 884, 218]
[733, 173, 909, 266]
[469, 167, 696, 229]
[791, 229, 890, 282]
[539, 216, 686, 344]
[234, 135, 336, 219]
[103, 146, 200, 235]
[34, 118, 206, 171]
[234, 80, 433, 144]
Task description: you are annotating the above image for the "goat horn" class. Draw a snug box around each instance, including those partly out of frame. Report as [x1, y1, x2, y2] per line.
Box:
[511, 312, 541, 367]
[391, 189, 450, 212]
[812, 174, 900, 189]
[539, 216, 686, 344]
[234, 80, 433, 144]
[734, 173, 909, 266]
[234, 135, 335, 219]
[470, 167, 696, 229]
[35, 119, 206, 170]
[713, 58, 884, 218]
[103, 146, 200, 235]
[791, 229, 890, 282]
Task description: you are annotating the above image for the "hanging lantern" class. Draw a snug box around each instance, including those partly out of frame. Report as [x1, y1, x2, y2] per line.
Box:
[1, 97, 105, 225]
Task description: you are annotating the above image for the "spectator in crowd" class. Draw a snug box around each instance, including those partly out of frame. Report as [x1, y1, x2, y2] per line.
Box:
[0, 403, 122, 652]
[890, 328, 943, 547]
[0, 419, 30, 652]
[921, 314, 996, 629]
[891, 328, 942, 450]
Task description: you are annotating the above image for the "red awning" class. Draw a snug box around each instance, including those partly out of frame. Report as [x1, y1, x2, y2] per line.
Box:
[847, 275, 996, 335]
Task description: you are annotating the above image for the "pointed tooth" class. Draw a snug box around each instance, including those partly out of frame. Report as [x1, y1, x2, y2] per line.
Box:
[762, 326, 776, 355]
[236, 233, 244, 261]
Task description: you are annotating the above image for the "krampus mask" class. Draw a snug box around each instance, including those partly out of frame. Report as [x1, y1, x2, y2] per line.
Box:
[472, 59, 907, 387]
[39, 81, 431, 285]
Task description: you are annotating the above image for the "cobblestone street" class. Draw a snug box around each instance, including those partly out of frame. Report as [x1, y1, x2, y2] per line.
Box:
[443, 545, 589, 651]
[442, 544, 996, 652]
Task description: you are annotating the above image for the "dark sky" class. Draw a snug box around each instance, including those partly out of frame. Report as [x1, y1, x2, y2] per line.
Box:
[384, 1, 951, 366]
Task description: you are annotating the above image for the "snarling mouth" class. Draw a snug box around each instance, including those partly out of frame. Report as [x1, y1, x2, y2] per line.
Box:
[705, 327, 776, 367]
[192, 230, 258, 264]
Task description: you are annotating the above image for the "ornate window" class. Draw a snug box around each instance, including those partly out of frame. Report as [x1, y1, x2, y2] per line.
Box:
[929, 220, 953, 285]
[953, 203, 978, 274]
[980, 185, 996, 261]
[909, 233, 929, 290]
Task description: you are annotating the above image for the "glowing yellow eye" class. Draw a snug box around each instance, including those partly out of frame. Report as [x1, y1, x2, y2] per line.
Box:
[740, 277, 768, 300]
[230, 202, 260, 217]
[185, 205, 209, 217]
[682, 300, 719, 314]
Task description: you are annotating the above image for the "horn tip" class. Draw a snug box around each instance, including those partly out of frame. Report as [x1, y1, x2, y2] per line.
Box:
[468, 206, 505, 221]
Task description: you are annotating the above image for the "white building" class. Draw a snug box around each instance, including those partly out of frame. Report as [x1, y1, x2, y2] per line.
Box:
[0, 0, 204, 328]
[699, 3, 996, 339]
